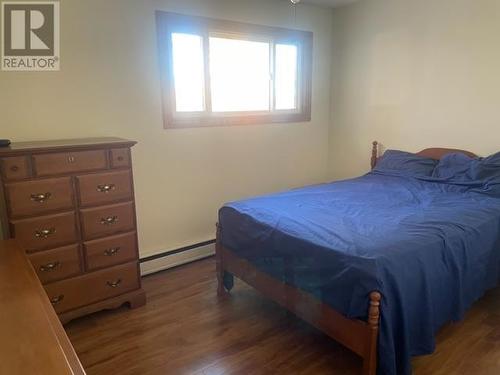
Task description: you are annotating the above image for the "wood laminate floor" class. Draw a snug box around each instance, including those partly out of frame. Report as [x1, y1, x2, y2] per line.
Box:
[66, 258, 500, 375]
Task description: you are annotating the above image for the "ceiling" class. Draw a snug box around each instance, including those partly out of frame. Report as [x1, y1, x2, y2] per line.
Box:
[300, 0, 359, 8]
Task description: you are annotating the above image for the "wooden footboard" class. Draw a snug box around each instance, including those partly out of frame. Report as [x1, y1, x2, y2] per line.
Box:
[216, 225, 381, 375]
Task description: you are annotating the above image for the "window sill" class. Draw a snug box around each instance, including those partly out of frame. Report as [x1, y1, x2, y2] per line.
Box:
[164, 112, 311, 129]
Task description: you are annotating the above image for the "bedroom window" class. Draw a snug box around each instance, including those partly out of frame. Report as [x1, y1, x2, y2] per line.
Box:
[156, 12, 313, 128]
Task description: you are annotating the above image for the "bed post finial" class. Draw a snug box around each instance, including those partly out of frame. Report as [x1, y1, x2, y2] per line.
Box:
[368, 291, 382, 327]
[371, 141, 379, 170]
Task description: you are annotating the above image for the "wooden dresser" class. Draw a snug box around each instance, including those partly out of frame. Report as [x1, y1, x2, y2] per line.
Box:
[0, 239, 85, 374]
[0, 138, 146, 323]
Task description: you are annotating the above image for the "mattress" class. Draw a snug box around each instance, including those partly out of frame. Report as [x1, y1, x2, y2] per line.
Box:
[219, 172, 500, 375]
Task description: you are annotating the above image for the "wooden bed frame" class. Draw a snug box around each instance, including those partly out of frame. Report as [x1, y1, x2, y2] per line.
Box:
[216, 141, 478, 375]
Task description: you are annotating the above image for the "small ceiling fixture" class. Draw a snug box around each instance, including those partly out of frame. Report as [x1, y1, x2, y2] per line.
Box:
[290, 0, 301, 25]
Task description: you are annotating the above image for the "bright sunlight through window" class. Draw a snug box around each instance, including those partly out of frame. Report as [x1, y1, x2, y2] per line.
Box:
[157, 12, 312, 127]
[275, 44, 298, 110]
[171, 33, 205, 112]
[210, 37, 271, 112]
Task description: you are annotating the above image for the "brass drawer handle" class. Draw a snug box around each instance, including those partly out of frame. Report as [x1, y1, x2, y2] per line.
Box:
[40, 261, 61, 272]
[104, 247, 121, 256]
[96, 184, 116, 193]
[100, 216, 118, 225]
[10, 165, 19, 172]
[35, 228, 56, 238]
[50, 295, 64, 305]
[30, 192, 52, 203]
[106, 279, 122, 288]
[67, 155, 76, 163]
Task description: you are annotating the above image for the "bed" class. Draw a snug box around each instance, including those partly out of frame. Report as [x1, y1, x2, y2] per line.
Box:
[216, 142, 500, 375]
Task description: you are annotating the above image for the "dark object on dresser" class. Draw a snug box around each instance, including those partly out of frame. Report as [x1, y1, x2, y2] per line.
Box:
[0, 137, 146, 324]
[0, 139, 11, 147]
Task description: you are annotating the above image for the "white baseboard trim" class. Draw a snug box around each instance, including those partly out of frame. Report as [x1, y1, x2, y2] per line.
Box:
[140, 243, 215, 276]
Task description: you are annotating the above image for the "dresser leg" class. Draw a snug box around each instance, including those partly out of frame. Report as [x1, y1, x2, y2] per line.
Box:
[59, 289, 147, 324]
[128, 289, 146, 309]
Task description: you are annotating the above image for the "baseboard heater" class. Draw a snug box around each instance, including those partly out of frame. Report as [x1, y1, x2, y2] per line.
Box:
[139, 239, 215, 276]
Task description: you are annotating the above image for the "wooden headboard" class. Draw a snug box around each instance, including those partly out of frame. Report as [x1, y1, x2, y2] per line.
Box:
[370, 141, 478, 169]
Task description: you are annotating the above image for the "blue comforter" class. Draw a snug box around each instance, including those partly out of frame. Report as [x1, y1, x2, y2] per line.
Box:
[218, 172, 500, 375]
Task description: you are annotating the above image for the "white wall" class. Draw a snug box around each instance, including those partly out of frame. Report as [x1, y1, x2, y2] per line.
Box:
[0, 0, 334, 256]
[330, 0, 500, 179]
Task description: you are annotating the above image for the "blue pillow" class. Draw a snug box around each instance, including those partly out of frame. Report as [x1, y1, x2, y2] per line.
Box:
[374, 150, 438, 177]
[433, 151, 500, 182]
[432, 153, 476, 181]
[470, 151, 500, 181]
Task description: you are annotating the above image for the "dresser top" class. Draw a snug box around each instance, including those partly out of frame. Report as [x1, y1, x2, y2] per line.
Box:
[0, 137, 136, 156]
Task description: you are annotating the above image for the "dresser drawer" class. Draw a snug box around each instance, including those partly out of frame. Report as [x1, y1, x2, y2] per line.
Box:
[1, 156, 30, 180]
[33, 150, 107, 177]
[5, 177, 74, 218]
[28, 244, 81, 284]
[110, 148, 130, 168]
[44, 262, 140, 314]
[77, 170, 132, 207]
[11, 212, 78, 252]
[84, 232, 138, 271]
[80, 202, 135, 240]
